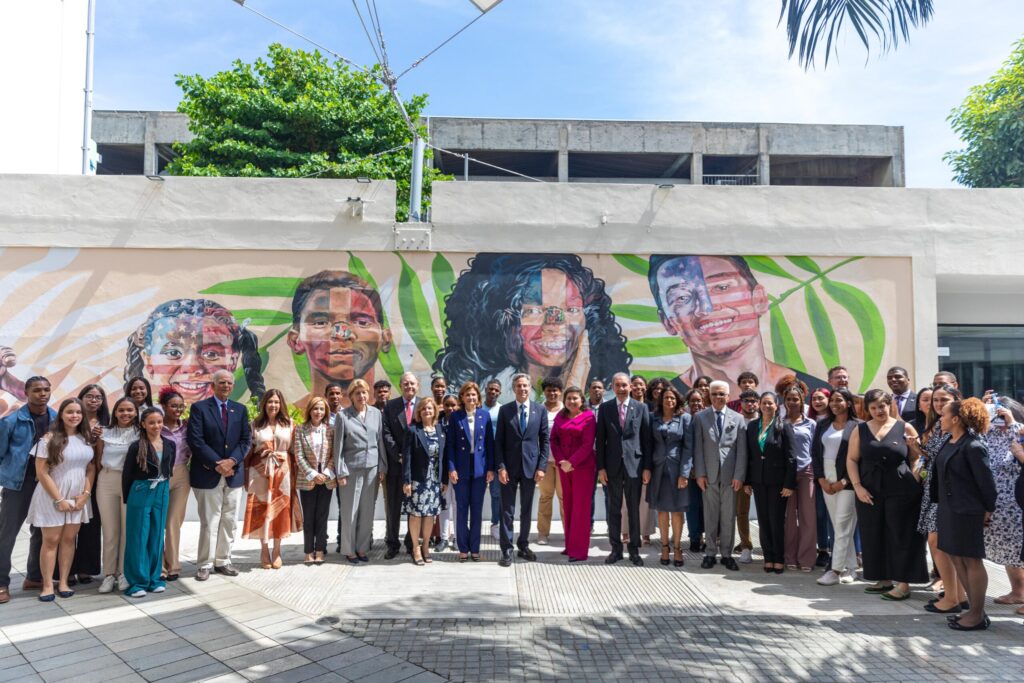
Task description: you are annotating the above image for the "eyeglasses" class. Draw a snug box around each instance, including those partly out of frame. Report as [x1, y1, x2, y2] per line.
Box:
[710, 392, 728, 397]
[742, 398, 758, 404]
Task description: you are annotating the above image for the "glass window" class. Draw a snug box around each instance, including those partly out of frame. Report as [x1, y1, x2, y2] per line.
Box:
[938, 325, 1024, 402]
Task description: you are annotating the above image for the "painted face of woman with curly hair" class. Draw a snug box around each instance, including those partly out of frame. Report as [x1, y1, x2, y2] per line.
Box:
[517, 268, 586, 371]
[144, 315, 238, 405]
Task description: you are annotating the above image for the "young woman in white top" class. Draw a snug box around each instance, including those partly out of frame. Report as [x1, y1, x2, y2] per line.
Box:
[27, 398, 96, 601]
[95, 397, 139, 593]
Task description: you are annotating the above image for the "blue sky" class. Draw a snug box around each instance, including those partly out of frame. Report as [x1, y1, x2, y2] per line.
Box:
[93, 0, 1024, 187]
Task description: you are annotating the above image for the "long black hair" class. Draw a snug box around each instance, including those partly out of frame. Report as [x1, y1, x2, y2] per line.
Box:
[433, 253, 631, 387]
[77, 384, 111, 426]
[125, 298, 265, 399]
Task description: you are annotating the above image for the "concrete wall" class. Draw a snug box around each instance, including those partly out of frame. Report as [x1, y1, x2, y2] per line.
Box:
[0, 1, 89, 174]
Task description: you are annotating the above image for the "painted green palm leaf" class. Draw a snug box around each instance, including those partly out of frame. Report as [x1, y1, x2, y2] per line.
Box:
[231, 309, 293, 326]
[292, 350, 312, 391]
[611, 303, 662, 323]
[629, 369, 682, 381]
[395, 252, 444, 364]
[768, 303, 806, 373]
[803, 285, 840, 369]
[786, 256, 822, 275]
[347, 251, 405, 385]
[201, 277, 302, 297]
[626, 337, 687, 358]
[431, 253, 456, 333]
[613, 254, 649, 276]
[745, 256, 800, 282]
[820, 278, 886, 392]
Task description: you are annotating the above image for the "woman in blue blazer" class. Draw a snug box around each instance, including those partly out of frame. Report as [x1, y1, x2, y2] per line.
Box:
[445, 382, 495, 561]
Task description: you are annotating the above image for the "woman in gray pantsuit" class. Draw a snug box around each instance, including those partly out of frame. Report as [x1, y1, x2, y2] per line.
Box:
[334, 379, 387, 564]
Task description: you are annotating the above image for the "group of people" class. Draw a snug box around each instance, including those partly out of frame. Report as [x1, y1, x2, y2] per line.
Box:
[1, 364, 1022, 633]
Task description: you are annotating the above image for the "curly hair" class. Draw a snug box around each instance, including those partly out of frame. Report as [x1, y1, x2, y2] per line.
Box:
[125, 298, 265, 399]
[951, 397, 989, 434]
[433, 253, 631, 387]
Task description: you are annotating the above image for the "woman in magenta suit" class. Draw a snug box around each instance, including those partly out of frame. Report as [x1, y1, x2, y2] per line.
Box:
[551, 386, 597, 562]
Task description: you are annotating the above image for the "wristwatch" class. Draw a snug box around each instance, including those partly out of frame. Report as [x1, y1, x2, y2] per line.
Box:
[52, 499, 66, 510]
[839, 478, 848, 487]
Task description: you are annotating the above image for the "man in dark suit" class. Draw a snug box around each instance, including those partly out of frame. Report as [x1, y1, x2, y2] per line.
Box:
[382, 371, 419, 559]
[596, 372, 652, 566]
[186, 370, 252, 581]
[494, 373, 549, 567]
[886, 366, 917, 422]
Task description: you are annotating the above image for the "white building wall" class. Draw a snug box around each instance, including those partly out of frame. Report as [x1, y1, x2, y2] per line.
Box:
[0, 0, 88, 174]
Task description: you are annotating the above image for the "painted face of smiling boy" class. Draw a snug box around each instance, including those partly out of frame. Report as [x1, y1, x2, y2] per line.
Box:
[516, 268, 586, 369]
[655, 255, 769, 361]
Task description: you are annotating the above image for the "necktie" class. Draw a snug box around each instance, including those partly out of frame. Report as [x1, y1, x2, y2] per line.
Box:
[405, 400, 413, 425]
[618, 401, 626, 428]
[519, 403, 527, 432]
[221, 402, 229, 430]
[897, 395, 905, 415]
[716, 411, 724, 438]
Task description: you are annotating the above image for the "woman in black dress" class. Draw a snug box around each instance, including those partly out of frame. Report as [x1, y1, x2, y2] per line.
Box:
[744, 392, 795, 573]
[847, 389, 926, 600]
[932, 398, 998, 631]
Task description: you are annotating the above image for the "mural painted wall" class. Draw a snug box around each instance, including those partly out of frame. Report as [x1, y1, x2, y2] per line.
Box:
[0, 248, 913, 414]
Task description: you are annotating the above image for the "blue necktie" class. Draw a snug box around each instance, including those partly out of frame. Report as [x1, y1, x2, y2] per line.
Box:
[519, 404, 527, 432]
[716, 411, 724, 439]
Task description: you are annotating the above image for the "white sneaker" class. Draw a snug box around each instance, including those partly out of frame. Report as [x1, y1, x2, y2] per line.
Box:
[490, 524, 500, 541]
[817, 570, 841, 586]
[839, 570, 856, 584]
[537, 536, 549, 545]
[151, 585, 166, 593]
[129, 589, 146, 598]
[98, 575, 116, 594]
[738, 549, 753, 564]
[117, 575, 129, 592]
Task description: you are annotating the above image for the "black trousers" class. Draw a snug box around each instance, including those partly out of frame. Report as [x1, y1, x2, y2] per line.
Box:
[383, 467, 404, 552]
[0, 483, 42, 588]
[334, 486, 343, 549]
[69, 496, 102, 577]
[857, 492, 928, 584]
[300, 486, 333, 554]
[606, 469, 642, 555]
[499, 473, 536, 553]
[752, 483, 787, 564]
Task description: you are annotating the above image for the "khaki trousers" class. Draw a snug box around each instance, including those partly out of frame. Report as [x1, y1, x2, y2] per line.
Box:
[96, 468, 126, 576]
[194, 478, 243, 569]
[536, 460, 564, 538]
[162, 464, 191, 574]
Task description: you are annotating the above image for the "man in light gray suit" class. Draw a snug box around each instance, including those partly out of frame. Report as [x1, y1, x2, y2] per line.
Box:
[693, 380, 747, 571]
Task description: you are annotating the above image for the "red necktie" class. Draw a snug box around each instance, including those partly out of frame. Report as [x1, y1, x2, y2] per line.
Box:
[405, 400, 413, 425]
[221, 402, 229, 430]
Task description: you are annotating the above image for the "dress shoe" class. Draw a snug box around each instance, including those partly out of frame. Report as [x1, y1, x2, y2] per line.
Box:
[815, 550, 831, 568]
[195, 568, 210, 582]
[605, 551, 623, 565]
[722, 557, 740, 571]
[629, 554, 644, 566]
[517, 547, 537, 561]
[166, 573, 179, 582]
[948, 615, 990, 631]
[0, 587, 10, 604]
[22, 579, 42, 591]
[384, 548, 399, 560]
[499, 552, 513, 568]
[214, 564, 238, 577]
[700, 556, 717, 569]
[434, 539, 450, 552]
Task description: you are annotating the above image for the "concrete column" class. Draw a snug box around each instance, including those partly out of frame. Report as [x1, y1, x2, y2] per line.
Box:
[757, 125, 770, 185]
[558, 124, 569, 182]
[143, 113, 157, 176]
[690, 152, 703, 185]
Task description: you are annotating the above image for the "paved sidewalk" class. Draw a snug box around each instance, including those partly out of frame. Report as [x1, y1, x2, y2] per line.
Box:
[2, 521, 1022, 682]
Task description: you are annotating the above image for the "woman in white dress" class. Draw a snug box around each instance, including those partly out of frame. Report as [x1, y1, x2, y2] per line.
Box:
[27, 398, 96, 601]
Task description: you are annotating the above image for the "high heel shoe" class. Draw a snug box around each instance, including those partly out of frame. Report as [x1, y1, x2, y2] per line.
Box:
[260, 549, 272, 570]
[271, 555, 283, 569]
[660, 544, 670, 566]
[412, 548, 425, 567]
[673, 546, 685, 568]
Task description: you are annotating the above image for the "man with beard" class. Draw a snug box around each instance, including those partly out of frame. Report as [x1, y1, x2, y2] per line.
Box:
[648, 255, 828, 401]
[288, 271, 393, 408]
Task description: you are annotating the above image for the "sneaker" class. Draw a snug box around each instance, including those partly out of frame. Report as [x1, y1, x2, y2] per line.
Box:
[537, 536, 549, 546]
[490, 524, 500, 541]
[151, 585, 166, 593]
[98, 575, 116, 594]
[739, 549, 753, 564]
[839, 571, 856, 584]
[117, 575, 129, 592]
[817, 570, 841, 586]
[129, 589, 146, 598]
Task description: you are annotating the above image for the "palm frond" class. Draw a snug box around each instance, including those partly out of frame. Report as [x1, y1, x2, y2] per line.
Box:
[779, 0, 934, 69]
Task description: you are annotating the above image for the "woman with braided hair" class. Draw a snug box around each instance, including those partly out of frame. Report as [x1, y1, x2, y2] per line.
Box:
[125, 298, 265, 405]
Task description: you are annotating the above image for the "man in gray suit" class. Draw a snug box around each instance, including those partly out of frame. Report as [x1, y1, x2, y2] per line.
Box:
[693, 380, 747, 571]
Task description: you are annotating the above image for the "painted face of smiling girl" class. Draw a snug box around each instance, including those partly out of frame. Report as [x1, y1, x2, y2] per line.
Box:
[517, 268, 586, 369]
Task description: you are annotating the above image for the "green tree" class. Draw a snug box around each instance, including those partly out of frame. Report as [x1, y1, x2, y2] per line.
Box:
[945, 38, 1024, 188]
[167, 43, 447, 221]
[779, 0, 933, 69]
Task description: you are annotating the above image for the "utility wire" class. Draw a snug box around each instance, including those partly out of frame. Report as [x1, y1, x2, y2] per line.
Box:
[396, 10, 489, 80]
[427, 143, 548, 183]
[350, 0, 383, 65]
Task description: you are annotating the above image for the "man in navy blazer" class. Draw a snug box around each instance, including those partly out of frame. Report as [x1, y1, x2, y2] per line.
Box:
[186, 370, 252, 581]
[494, 373, 549, 567]
[597, 372, 652, 565]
